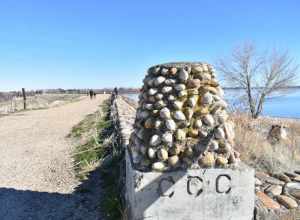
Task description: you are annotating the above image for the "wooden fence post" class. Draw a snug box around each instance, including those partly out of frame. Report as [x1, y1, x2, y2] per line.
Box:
[22, 88, 26, 110]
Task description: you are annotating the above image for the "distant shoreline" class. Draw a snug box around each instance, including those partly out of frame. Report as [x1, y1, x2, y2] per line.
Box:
[1, 86, 300, 94]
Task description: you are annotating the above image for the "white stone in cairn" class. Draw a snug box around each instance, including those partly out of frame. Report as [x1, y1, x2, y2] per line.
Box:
[147, 147, 156, 159]
[202, 92, 213, 105]
[191, 65, 203, 73]
[157, 148, 168, 161]
[160, 107, 171, 119]
[202, 64, 209, 72]
[199, 129, 208, 137]
[156, 100, 166, 109]
[152, 161, 165, 171]
[148, 88, 158, 96]
[173, 111, 186, 121]
[209, 140, 219, 151]
[154, 120, 162, 129]
[178, 90, 187, 98]
[185, 108, 193, 120]
[167, 95, 176, 101]
[161, 86, 173, 93]
[178, 68, 189, 81]
[144, 103, 153, 110]
[174, 84, 186, 91]
[164, 79, 176, 86]
[215, 110, 228, 124]
[173, 101, 184, 110]
[202, 114, 214, 127]
[154, 76, 166, 86]
[162, 132, 173, 145]
[150, 134, 161, 146]
[194, 119, 202, 129]
[168, 155, 179, 166]
[160, 67, 169, 75]
[202, 73, 211, 80]
[176, 129, 186, 140]
[187, 96, 197, 107]
[215, 127, 225, 139]
[165, 119, 176, 131]
[155, 93, 163, 100]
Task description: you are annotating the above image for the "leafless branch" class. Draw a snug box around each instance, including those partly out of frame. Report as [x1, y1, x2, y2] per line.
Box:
[215, 42, 299, 118]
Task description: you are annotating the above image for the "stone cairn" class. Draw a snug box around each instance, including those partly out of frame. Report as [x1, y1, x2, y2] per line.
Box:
[129, 62, 240, 171]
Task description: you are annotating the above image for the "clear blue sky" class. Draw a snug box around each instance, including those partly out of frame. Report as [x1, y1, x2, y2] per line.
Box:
[0, 0, 299, 91]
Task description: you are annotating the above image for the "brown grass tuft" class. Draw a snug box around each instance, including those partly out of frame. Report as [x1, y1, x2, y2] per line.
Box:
[232, 113, 300, 173]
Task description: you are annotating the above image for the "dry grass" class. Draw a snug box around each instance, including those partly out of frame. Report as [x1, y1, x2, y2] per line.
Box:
[232, 113, 300, 173]
[0, 93, 82, 115]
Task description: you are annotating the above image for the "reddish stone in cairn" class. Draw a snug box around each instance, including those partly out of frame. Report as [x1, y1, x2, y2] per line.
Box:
[256, 191, 281, 210]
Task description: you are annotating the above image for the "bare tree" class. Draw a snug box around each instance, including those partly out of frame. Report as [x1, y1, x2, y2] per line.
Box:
[216, 42, 299, 118]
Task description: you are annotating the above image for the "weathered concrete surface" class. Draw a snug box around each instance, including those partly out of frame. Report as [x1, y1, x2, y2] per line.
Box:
[126, 153, 254, 220]
[114, 96, 255, 220]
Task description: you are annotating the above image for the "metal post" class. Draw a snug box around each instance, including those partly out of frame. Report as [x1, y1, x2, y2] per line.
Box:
[22, 88, 26, 110]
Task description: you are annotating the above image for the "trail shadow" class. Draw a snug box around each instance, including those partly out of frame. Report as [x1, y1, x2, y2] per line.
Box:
[0, 166, 104, 220]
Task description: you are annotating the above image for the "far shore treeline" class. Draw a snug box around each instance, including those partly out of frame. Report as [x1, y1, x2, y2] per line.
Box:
[1, 86, 300, 102]
[0, 87, 139, 102]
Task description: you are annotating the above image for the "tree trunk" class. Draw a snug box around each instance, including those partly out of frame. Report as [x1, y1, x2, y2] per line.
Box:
[254, 94, 265, 118]
[246, 76, 256, 118]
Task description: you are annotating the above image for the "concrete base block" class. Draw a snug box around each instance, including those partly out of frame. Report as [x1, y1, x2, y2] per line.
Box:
[126, 151, 255, 220]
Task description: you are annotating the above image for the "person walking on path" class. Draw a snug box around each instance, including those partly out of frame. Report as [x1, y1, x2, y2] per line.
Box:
[89, 90, 94, 100]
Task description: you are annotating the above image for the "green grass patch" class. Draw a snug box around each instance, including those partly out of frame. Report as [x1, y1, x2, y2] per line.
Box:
[71, 98, 124, 219]
[68, 113, 98, 138]
[72, 102, 111, 179]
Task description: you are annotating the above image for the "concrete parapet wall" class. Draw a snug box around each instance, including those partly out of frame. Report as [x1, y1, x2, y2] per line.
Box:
[126, 152, 254, 220]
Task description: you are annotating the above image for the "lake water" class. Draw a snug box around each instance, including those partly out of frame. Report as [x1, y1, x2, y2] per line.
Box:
[123, 89, 300, 119]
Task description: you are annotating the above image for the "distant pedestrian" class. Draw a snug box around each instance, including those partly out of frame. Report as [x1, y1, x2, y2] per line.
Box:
[89, 90, 94, 100]
[114, 87, 118, 96]
[93, 92, 96, 98]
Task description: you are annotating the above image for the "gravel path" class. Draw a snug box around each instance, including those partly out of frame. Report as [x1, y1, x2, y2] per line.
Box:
[0, 95, 108, 220]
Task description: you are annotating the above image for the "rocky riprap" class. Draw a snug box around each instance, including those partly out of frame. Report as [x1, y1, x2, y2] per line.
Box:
[129, 62, 240, 171]
[255, 170, 300, 219]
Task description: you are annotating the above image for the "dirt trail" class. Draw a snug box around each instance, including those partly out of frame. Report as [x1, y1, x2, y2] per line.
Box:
[0, 95, 108, 220]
